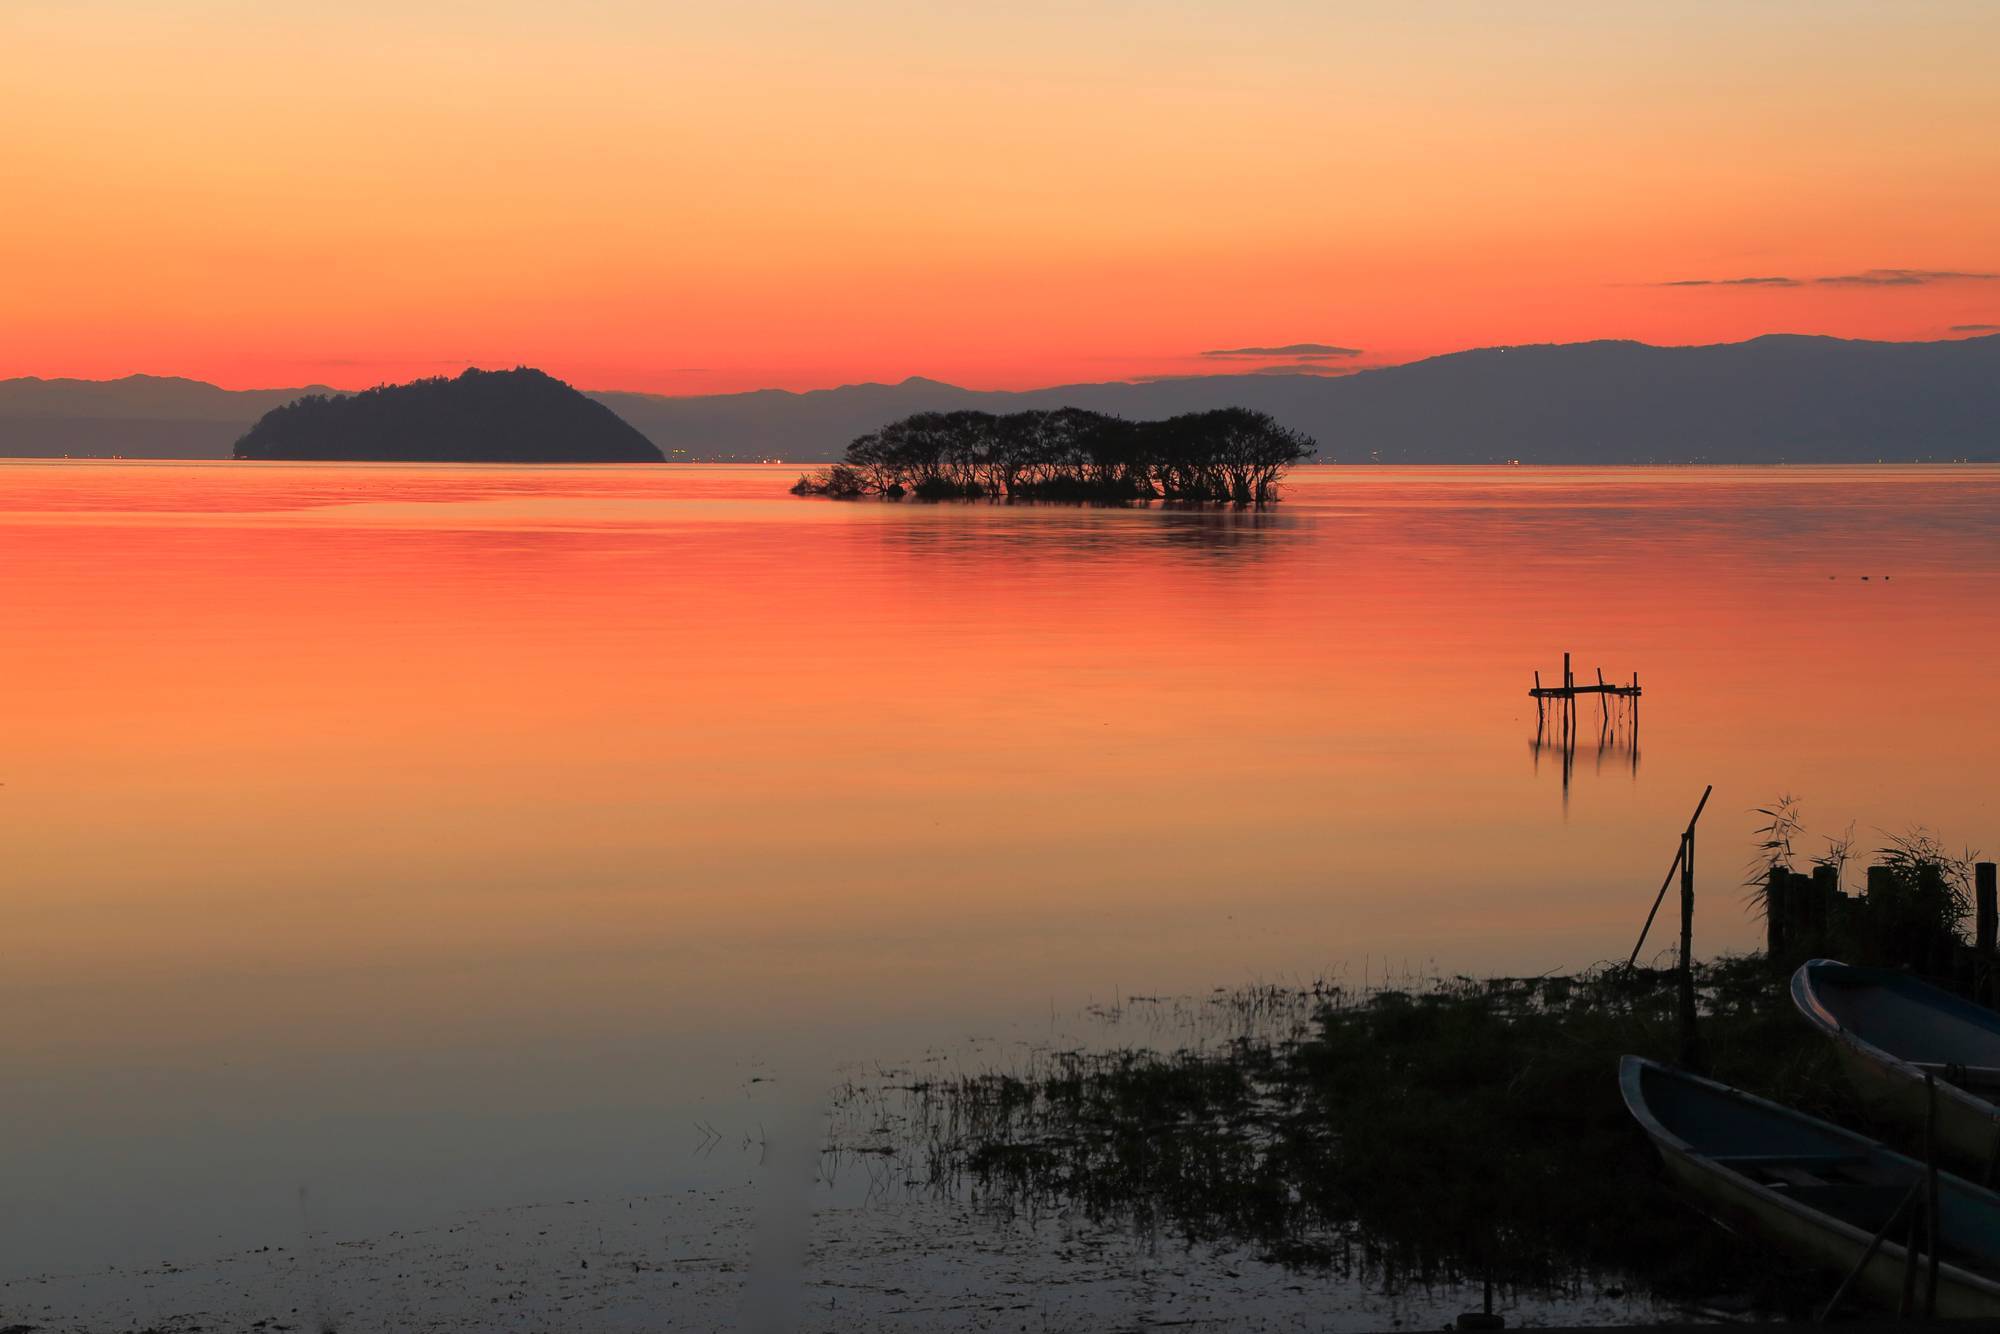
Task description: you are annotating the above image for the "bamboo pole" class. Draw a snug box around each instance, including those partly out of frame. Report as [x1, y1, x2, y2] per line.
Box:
[1627, 785, 1714, 967]
[1629, 843, 1685, 967]
[1678, 827, 1699, 1068]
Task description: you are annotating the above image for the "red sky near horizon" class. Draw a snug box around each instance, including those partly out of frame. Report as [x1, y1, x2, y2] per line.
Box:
[3, 2, 1997, 396]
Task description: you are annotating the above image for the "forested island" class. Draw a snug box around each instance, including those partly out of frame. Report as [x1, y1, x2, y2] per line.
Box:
[233, 367, 663, 463]
[791, 406, 1315, 503]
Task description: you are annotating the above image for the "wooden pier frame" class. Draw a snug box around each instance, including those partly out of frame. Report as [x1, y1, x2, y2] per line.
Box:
[1529, 651, 1642, 704]
[1530, 652, 1643, 800]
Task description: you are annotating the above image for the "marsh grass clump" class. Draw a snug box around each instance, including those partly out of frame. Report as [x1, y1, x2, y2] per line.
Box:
[835, 962, 1855, 1316]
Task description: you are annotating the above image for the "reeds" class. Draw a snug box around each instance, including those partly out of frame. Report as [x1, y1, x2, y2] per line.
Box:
[827, 963, 1852, 1317]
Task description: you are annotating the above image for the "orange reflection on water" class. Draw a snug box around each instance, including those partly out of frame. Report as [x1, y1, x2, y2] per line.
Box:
[5, 463, 2000, 1059]
[3, 461, 1999, 1266]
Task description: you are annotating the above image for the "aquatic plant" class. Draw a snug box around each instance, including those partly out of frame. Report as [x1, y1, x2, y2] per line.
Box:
[829, 962, 1853, 1318]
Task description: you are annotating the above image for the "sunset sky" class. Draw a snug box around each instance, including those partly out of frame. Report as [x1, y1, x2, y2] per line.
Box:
[3, 1, 1997, 394]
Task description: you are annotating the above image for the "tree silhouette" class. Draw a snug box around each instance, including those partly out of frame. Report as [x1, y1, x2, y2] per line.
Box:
[794, 406, 1314, 503]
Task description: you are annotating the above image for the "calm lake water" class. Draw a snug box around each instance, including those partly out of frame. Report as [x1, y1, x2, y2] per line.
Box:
[4, 462, 1998, 1299]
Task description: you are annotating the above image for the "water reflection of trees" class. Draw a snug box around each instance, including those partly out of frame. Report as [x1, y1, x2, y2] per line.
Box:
[850, 499, 1307, 568]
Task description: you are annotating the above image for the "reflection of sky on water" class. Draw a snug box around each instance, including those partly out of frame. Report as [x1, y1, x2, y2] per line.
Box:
[3, 461, 1998, 1289]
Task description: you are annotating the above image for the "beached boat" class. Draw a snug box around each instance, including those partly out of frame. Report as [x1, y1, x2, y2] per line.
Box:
[1620, 1055, 2000, 1317]
[1792, 958, 2000, 1168]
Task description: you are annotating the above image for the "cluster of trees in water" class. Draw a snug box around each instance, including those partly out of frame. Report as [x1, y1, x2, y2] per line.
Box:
[791, 406, 1316, 504]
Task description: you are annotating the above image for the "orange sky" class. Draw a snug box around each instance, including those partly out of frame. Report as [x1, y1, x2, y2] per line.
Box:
[2, 2, 1997, 394]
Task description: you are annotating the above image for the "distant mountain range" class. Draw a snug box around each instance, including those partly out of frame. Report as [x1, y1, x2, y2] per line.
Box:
[5, 333, 1997, 464]
[0, 374, 336, 460]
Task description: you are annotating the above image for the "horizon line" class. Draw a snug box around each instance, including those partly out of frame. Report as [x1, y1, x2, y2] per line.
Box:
[5, 328, 1995, 401]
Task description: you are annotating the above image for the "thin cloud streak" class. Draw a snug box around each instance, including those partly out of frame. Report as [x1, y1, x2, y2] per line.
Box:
[1199, 343, 1363, 360]
[1133, 361, 1373, 383]
[1656, 276, 1800, 287]
[1657, 269, 1998, 289]
[1816, 269, 1998, 286]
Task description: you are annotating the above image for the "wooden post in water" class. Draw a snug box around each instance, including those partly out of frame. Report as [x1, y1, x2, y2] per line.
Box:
[1627, 786, 1712, 972]
[1678, 828, 1699, 1068]
[1629, 672, 1639, 760]
[1563, 652, 1574, 746]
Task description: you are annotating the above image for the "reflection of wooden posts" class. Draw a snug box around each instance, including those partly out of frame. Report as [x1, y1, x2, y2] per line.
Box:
[1561, 653, 1572, 759]
[1529, 654, 1642, 799]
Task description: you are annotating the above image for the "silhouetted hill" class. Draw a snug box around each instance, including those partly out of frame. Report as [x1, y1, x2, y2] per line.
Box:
[1310, 333, 2000, 463]
[597, 334, 2000, 464]
[233, 368, 663, 463]
[7, 335, 1998, 463]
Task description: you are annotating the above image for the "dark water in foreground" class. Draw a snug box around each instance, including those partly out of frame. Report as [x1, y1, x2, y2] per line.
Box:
[2, 462, 1997, 1309]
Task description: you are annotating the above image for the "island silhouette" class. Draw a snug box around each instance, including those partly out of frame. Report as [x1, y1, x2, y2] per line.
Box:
[793, 406, 1315, 503]
[232, 367, 663, 463]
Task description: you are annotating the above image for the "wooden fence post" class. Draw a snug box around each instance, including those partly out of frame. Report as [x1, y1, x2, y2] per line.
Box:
[1977, 862, 1997, 955]
[1766, 865, 1789, 958]
[1978, 862, 1997, 1008]
[1811, 863, 1840, 939]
